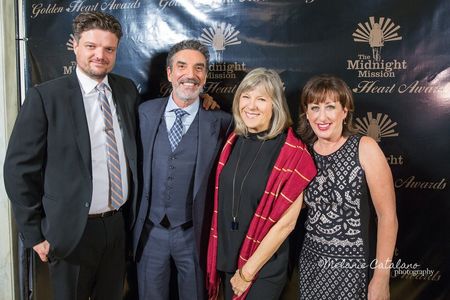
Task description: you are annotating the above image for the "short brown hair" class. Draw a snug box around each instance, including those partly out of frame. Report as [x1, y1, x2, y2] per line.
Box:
[73, 12, 123, 41]
[297, 74, 357, 144]
[232, 68, 292, 140]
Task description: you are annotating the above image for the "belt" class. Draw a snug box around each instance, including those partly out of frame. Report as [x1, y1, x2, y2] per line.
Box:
[180, 220, 193, 230]
[88, 209, 121, 219]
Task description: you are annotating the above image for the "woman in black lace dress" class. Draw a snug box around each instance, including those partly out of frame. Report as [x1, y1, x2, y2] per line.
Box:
[297, 75, 398, 300]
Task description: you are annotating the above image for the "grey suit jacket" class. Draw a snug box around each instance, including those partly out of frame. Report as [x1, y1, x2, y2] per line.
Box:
[3, 72, 139, 259]
[133, 96, 232, 260]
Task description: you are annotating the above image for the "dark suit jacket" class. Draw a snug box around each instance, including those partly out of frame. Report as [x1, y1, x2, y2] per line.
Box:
[3, 72, 139, 259]
[132, 97, 232, 282]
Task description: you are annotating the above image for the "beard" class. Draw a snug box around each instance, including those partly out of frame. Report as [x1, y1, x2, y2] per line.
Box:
[78, 58, 112, 81]
[172, 79, 204, 102]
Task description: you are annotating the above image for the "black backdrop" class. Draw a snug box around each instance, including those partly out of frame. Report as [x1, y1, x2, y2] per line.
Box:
[20, 1, 450, 299]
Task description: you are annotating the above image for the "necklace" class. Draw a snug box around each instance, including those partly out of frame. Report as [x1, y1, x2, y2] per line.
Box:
[231, 138, 266, 231]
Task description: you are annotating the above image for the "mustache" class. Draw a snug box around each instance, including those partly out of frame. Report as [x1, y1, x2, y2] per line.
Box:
[91, 58, 107, 64]
[180, 78, 200, 85]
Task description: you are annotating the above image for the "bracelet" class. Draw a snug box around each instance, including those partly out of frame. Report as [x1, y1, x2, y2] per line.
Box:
[238, 268, 252, 282]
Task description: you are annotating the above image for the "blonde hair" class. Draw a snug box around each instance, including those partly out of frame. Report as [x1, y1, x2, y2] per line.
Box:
[232, 68, 292, 140]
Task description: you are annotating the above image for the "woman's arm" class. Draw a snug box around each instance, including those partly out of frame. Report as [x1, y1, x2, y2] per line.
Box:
[230, 193, 304, 296]
[359, 136, 398, 300]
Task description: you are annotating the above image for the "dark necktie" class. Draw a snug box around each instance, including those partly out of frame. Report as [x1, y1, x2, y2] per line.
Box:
[168, 108, 188, 152]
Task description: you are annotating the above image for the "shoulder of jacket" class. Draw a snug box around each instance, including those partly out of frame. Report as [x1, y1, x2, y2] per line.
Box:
[139, 97, 167, 111]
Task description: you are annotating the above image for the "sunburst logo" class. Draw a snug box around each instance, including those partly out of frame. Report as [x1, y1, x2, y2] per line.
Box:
[353, 17, 402, 62]
[355, 112, 399, 142]
[66, 34, 75, 51]
[199, 22, 241, 63]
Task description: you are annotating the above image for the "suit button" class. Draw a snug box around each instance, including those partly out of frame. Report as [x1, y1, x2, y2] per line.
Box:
[84, 202, 90, 208]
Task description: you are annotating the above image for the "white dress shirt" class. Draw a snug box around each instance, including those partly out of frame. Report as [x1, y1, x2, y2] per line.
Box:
[76, 68, 128, 214]
[164, 95, 200, 134]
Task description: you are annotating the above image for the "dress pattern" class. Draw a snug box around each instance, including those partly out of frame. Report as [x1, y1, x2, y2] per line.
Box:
[299, 135, 369, 299]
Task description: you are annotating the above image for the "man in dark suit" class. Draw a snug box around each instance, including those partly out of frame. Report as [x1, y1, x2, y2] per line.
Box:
[3, 12, 138, 299]
[133, 40, 232, 300]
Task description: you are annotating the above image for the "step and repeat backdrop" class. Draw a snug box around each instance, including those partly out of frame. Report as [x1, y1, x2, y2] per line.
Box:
[22, 0, 449, 299]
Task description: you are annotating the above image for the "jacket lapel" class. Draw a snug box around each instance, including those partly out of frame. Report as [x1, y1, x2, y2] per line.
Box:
[193, 107, 220, 199]
[109, 75, 135, 163]
[67, 74, 92, 176]
[141, 98, 168, 187]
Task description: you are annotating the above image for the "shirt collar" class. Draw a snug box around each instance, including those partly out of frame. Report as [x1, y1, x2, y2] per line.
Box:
[76, 67, 110, 95]
[165, 94, 199, 116]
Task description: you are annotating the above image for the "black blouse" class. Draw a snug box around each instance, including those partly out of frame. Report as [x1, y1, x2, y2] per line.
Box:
[217, 131, 286, 272]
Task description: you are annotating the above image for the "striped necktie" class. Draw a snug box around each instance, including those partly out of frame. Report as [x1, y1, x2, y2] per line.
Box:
[168, 108, 188, 152]
[96, 83, 124, 210]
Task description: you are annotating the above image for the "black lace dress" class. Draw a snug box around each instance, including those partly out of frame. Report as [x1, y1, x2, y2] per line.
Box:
[299, 135, 376, 299]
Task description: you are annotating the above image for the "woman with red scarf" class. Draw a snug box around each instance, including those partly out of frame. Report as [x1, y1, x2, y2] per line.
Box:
[206, 68, 317, 300]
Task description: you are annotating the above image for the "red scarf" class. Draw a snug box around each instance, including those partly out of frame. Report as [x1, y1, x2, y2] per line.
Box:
[206, 128, 317, 299]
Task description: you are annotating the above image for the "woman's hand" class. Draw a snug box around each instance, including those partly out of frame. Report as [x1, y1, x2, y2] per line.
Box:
[368, 275, 390, 300]
[230, 269, 252, 297]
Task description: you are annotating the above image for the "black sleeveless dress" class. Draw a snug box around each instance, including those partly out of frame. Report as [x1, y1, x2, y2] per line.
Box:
[299, 135, 376, 300]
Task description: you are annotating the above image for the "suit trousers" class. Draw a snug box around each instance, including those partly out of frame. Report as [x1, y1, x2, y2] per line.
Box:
[48, 211, 126, 300]
[137, 222, 198, 300]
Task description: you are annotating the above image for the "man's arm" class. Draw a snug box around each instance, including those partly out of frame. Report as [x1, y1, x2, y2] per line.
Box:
[4, 86, 48, 248]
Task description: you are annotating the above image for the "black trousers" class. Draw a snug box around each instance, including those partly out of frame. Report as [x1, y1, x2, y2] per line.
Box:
[48, 211, 126, 300]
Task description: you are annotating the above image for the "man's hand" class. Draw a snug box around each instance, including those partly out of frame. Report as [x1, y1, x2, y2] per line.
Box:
[33, 240, 51, 262]
[201, 93, 220, 110]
